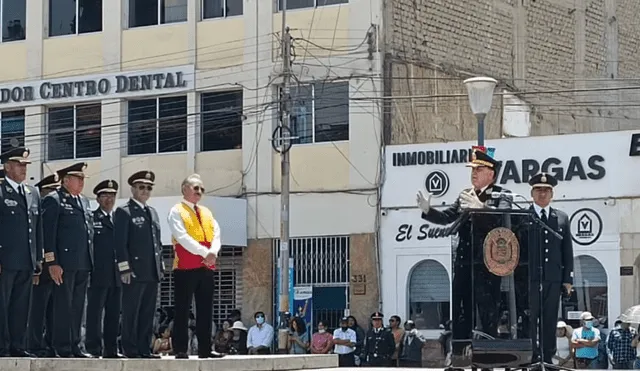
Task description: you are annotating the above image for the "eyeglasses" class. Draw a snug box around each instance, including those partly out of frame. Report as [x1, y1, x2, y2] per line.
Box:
[137, 185, 153, 191]
[193, 186, 205, 193]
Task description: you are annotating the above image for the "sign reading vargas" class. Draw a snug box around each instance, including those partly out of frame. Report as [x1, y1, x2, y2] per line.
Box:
[0, 65, 194, 109]
[381, 130, 640, 208]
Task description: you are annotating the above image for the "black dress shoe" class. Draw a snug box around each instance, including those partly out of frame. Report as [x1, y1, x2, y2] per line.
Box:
[198, 352, 224, 359]
[57, 352, 74, 358]
[0, 349, 10, 357]
[72, 351, 94, 358]
[10, 349, 35, 357]
[103, 353, 125, 359]
[175, 352, 188, 359]
[140, 354, 161, 359]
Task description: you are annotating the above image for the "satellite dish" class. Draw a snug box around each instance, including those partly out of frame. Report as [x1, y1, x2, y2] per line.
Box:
[9, 138, 19, 148]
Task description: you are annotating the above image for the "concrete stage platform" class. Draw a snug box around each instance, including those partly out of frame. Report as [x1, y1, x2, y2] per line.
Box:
[0, 354, 338, 371]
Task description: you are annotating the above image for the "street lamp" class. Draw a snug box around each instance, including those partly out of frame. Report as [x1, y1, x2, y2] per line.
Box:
[463, 77, 497, 146]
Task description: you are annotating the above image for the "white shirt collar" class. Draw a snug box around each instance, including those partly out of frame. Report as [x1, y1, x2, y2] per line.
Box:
[533, 203, 550, 218]
[4, 176, 22, 193]
[131, 198, 145, 209]
[182, 199, 196, 210]
[101, 209, 113, 217]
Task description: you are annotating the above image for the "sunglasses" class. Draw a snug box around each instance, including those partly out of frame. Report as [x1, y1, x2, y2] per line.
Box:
[137, 185, 153, 191]
[193, 185, 205, 193]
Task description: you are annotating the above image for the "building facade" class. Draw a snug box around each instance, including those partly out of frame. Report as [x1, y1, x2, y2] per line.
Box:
[0, 0, 383, 327]
[380, 130, 640, 342]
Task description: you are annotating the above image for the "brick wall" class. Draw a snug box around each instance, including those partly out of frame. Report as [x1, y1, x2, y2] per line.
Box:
[384, 0, 640, 144]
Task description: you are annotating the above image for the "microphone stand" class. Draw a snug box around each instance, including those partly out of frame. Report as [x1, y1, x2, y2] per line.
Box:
[501, 196, 572, 371]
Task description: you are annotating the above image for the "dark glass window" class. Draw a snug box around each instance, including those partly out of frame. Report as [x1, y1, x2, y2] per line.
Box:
[2, 0, 26, 42]
[0, 110, 25, 155]
[47, 104, 102, 161]
[130, 0, 187, 28]
[202, 0, 243, 19]
[49, 0, 102, 37]
[201, 91, 242, 151]
[128, 96, 188, 155]
[288, 82, 349, 144]
[278, 0, 346, 11]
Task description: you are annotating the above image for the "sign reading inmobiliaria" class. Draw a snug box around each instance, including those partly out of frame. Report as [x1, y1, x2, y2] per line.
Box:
[382, 130, 640, 208]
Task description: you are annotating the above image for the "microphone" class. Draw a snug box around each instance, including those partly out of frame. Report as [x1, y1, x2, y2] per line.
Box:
[490, 191, 519, 199]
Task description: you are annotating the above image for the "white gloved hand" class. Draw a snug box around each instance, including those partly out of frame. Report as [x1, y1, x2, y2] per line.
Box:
[459, 190, 484, 209]
[416, 191, 432, 213]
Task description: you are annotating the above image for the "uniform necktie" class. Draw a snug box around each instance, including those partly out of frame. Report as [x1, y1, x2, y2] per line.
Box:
[541, 209, 548, 223]
[194, 204, 203, 224]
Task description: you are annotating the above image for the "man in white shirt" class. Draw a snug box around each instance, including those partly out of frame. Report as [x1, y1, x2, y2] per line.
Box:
[247, 311, 274, 354]
[333, 316, 357, 366]
[166, 174, 221, 359]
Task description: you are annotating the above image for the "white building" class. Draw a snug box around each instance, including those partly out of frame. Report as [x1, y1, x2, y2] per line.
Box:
[380, 130, 640, 337]
[0, 0, 383, 325]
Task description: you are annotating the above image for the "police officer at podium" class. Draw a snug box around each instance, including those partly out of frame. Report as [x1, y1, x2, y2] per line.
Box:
[85, 179, 123, 358]
[115, 171, 164, 359]
[527, 172, 574, 364]
[416, 148, 512, 340]
[42, 162, 94, 358]
[0, 147, 42, 357]
[362, 312, 395, 366]
[29, 173, 61, 358]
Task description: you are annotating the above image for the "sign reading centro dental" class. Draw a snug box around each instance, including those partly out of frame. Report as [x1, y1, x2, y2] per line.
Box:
[0, 65, 195, 109]
[382, 130, 640, 208]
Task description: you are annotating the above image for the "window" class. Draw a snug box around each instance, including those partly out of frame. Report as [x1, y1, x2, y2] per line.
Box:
[1, 0, 26, 42]
[127, 96, 187, 155]
[288, 82, 349, 144]
[49, 0, 102, 37]
[202, 0, 243, 19]
[201, 90, 242, 151]
[278, 0, 347, 11]
[561, 255, 608, 328]
[0, 110, 25, 154]
[129, 0, 187, 28]
[47, 104, 101, 161]
[408, 260, 450, 330]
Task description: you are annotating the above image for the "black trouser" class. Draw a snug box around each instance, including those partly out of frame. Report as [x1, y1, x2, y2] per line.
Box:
[367, 355, 392, 367]
[173, 268, 214, 356]
[530, 281, 562, 363]
[452, 265, 502, 339]
[28, 278, 54, 353]
[121, 281, 157, 357]
[0, 270, 32, 352]
[52, 270, 89, 355]
[337, 352, 355, 367]
[85, 285, 122, 356]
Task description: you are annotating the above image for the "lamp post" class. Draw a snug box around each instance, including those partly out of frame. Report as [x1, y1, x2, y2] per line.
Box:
[463, 77, 497, 146]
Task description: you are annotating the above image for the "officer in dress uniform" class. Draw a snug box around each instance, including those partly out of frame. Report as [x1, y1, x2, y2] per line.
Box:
[28, 173, 61, 357]
[526, 172, 574, 364]
[85, 179, 124, 358]
[42, 162, 94, 358]
[0, 147, 42, 357]
[416, 149, 512, 345]
[362, 312, 395, 367]
[0, 168, 4, 182]
[114, 171, 164, 359]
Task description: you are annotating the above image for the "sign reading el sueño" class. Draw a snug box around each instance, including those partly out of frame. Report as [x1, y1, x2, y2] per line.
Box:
[0, 65, 195, 109]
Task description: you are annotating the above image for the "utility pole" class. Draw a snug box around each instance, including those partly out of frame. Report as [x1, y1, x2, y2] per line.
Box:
[276, 0, 293, 353]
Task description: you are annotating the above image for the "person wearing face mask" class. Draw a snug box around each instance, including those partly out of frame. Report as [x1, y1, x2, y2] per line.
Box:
[607, 319, 636, 369]
[332, 317, 357, 366]
[310, 321, 333, 354]
[571, 312, 601, 369]
[247, 312, 274, 354]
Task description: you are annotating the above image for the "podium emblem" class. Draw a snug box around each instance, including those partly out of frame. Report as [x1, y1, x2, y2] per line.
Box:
[483, 227, 520, 276]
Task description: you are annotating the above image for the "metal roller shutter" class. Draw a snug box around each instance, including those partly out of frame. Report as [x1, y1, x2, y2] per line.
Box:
[572, 255, 608, 325]
[409, 260, 449, 302]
